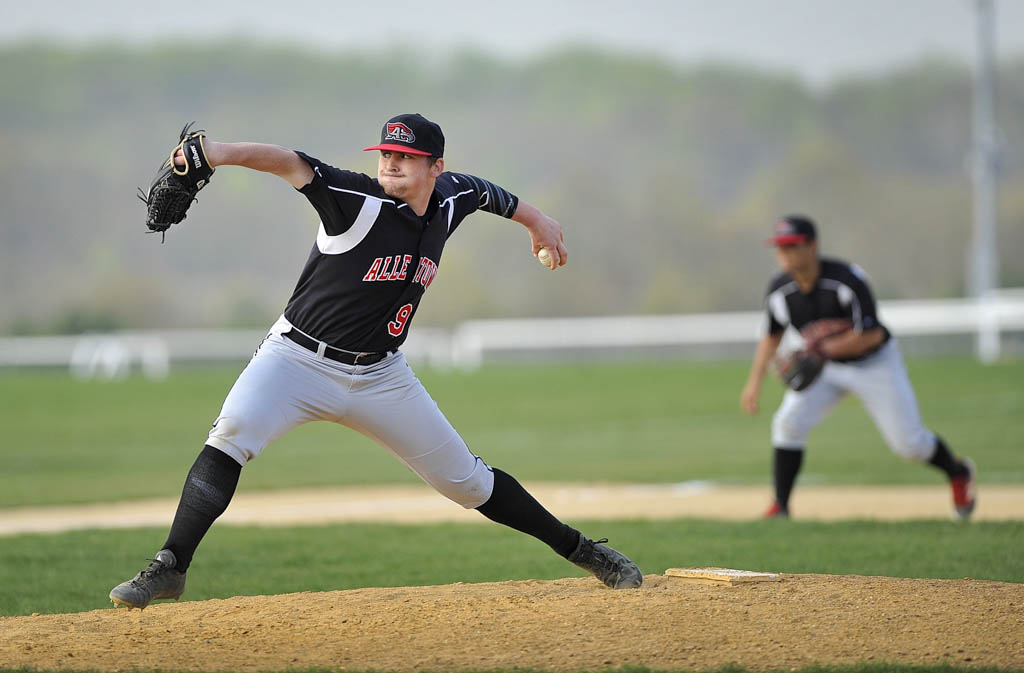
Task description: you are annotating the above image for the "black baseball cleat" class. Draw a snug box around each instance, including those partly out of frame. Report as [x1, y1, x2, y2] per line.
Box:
[568, 535, 643, 589]
[109, 549, 186, 609]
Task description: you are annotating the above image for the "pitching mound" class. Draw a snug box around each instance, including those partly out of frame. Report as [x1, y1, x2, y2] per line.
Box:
[3, 573, 1022, 672]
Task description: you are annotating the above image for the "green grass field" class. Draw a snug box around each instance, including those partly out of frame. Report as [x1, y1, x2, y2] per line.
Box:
[2, 358, 1023, 673]
[1, 357, 1022, 508]
[2, 518, 1022, 617]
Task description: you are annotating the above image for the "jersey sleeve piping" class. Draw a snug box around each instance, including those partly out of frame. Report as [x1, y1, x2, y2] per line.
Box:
[443, 189, 476, 232]
[445, 172, 519, 218]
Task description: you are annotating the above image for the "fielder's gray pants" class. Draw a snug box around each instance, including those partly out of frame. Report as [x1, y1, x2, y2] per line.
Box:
[771, 339, 936, 460]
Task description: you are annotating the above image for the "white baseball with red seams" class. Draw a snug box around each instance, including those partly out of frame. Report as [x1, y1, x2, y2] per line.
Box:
[537, 247, 555, 269]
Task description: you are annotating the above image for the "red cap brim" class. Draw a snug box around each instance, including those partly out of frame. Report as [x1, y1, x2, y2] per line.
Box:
[766, 234, 809, 246]
[363, 144, 433, 156]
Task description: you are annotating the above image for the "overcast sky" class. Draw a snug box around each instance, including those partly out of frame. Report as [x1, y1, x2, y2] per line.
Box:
[4, 0, 1024, 85]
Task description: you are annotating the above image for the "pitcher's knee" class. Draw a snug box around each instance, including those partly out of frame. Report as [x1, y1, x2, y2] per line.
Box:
[426, 457, 495, 509]
[207, 416, 258, 465]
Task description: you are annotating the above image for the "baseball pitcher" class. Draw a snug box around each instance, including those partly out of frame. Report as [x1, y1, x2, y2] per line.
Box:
[111, 114, 642, 609]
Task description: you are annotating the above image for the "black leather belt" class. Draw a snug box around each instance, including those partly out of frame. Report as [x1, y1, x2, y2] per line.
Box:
[283, 330, 390, 366]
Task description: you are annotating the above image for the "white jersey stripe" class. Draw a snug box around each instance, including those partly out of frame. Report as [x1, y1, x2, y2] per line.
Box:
[316, 197, 383, 255]
[820, 279, 863, 330]
[326, 185, 396, 204]
[766, 281, 797, 331]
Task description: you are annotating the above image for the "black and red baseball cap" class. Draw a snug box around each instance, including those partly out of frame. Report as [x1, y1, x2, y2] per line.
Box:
[363, 113, 445, 158]
[767, 215, 817, 246]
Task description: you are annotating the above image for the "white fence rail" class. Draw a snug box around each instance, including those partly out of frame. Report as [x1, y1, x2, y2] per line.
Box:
[450, 290, 1024, 367]
[0, 328, 454, 379]
[2, 292, 1023, 378]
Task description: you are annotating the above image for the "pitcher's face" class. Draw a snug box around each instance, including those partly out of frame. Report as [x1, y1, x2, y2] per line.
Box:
[377, 151, 443, 202]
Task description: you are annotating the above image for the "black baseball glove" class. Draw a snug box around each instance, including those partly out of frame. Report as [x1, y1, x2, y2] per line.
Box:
[778, 345, 826, 391]
[138, 122, 214, 241]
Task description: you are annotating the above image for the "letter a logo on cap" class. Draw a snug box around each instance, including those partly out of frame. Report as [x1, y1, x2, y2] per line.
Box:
[364, 114, 443, 157]
[384, 123, 416, 144]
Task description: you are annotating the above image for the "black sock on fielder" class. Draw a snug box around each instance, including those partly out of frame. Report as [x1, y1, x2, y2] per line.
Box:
[773, 447, 804, 512]
[161, 445, 242, 572]
[928, 436, 968, 479]
[476, 467, 581, 559]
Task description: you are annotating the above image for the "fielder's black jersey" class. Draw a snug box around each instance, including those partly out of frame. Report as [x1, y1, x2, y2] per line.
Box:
[763, 257, 891, 362]
[283, 151, 519, 352]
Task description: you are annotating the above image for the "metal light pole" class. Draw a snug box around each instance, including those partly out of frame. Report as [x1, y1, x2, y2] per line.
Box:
[969, 0, 1000, 362]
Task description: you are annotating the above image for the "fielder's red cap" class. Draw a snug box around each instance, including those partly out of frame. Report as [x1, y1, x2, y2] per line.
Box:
[767, 215, 817, 246]
[363, 113, 445, 157]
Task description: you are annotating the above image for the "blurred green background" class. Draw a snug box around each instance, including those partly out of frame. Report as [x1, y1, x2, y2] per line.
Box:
[1, 42, 1023, 334]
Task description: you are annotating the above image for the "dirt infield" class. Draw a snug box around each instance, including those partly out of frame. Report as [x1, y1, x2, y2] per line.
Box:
[3, 573, 1023, 672]
[2, 483, 1023, 536]
[3, 484, 1023, 672]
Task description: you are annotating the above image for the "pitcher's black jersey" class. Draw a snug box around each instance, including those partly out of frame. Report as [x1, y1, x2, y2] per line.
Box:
[283, 152, 518, 351]
[763, 257, 891, 362]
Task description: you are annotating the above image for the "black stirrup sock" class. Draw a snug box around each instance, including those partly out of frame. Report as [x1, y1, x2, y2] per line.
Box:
[476, 467, 581, 559]
[161, 445, 242, 571]
[773, 447, 804, 512]
[928, 436, 968, 479]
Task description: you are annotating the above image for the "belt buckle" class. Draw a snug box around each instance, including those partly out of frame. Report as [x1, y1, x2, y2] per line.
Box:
[352, 351, 374, 365]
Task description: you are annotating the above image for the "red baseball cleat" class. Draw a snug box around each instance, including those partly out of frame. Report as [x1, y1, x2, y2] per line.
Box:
[762, 501, 789, 519]
[951, 458, 977, 521]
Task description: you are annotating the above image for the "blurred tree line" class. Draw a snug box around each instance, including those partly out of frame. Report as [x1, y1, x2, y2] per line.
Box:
[0, 43, 1021, 334]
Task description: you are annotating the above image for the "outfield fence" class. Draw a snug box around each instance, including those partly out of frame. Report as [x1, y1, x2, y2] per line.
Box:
[2, 290, 1023, 378]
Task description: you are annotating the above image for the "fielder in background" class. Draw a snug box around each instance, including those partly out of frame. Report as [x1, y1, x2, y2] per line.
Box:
[739, 215, 977, 520]
[110, 113, 642, 609]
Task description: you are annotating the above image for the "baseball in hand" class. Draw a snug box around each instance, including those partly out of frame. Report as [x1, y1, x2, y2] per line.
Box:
[537, 247, 556, 270]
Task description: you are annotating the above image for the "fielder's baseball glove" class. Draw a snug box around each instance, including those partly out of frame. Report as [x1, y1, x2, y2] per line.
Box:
[778, 345, 826, 391]
[138, 122, 214, 241]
